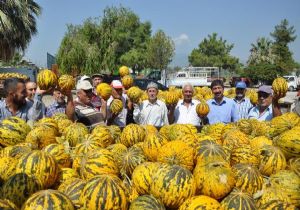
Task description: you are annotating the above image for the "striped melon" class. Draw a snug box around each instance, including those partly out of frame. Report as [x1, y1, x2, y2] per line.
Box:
[129, 195, 166, 210]
[269, 170, 300, 206]
[0, 143, 31, 159]
[176, 133, 198, 148]
[157, 140, 194, 171]
[108, 125, 121, 142]
[52, 112, 68, 121]
[270, 112, 300, 137]
[120, 124, 145, 147]
[201, 122, 225, 145]
[25, 126, 57, 149]
[109, 99, 123, 114]
[118, 146, 147, 177]
[168, 124, 197, 141]
[222, 129, 250, 150]
[193, 160, 236, 199]
[122, 176, 139, 202]
[96, 83, 112, 100]
[56, 118, 73, 134]
[63, 123, 89, 147]
[259, 145, 286, 176]
[195, 140, 229, 163]
[1, 173, 43, 207]
[165, 91, 179, 105]
[272, 77, 288, 98]
[106, 143, 128, 164]
[37, 69, 58, 90]
[0, 199, 18, 210]
[15, 150, 59, 188]
[119, 65, 130, 77]
[22, 189, 74, 210]
[54, 168, 79, 188]
[260, 200, 297, 210]
[221, 188, 256, 210]
[34, 117, 59, 132]
[80, 174, 128, 210]
[80, 148, 119, 180]
[142, 124, 158, 134]
[288, 157, 300, 176]
[256, 185, 292, 207]
[196, 100, 210, 116]
[121, 75, 134, 89]
[43, 143, 72, 168]
[150, 164, 196, 209]
[179, 195, 222, 210]
[0, 156, 17, 181]
[127, 86, 143, 103]
[250, 136, 272, 151]
[58, 74, 75, 92]
[132, 162, 162, 195]
[274, 129, 300, 159]
[232, 163, 263, 195]
[230, 144, 259, 166]
[0, 117, 31, 146]
[90, 126, 114, 147]
[73, 135, 103, 155]
[143, 133, 168, 161]
[58, 178, 86, 208]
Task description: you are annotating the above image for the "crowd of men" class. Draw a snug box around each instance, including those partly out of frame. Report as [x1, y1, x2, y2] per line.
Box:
[1, 73, 299, 129]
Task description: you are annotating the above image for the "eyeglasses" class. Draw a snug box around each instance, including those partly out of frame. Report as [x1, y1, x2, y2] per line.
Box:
[28, 88, 37, 91]
[258, 92, 270, 99]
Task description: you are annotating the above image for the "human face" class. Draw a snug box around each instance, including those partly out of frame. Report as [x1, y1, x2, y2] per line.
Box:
[183, 85, 193, 102]
[13, 82, 27, 105]
[212, 85, 224, 100]
[235, 88, 246, 99]
[147, 88, 158, 101]
[53, 90, 65, 104]
[26, 82, 37, 100]
[92, 77, 103, 88]
[77, 89, 93, 105]
[258, 91, 272, 108]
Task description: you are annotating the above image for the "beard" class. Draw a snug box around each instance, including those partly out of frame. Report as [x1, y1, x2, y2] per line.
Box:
[13, 96, 26, 106]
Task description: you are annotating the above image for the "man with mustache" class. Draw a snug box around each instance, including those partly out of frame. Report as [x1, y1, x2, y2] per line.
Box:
[233, 81, 253, 119]
[0, 78, 44, 122]
[207, 79, 240, 124]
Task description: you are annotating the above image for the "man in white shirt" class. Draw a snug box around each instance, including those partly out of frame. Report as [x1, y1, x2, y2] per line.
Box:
[168, 83, 203, 126]
[133, 82, 169, 126]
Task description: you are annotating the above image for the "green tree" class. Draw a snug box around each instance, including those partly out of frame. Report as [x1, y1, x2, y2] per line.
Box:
[270, 19, 297, 71]
[188, 33, 239, 71]
[0, 0, 41, 61]
[146, 30, 175, 71]
[247, 37, 275, 66]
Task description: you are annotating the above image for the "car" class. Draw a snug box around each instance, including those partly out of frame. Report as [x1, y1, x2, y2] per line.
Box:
[133, 78, 168, 91]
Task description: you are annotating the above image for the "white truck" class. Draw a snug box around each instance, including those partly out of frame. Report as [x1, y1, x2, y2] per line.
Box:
[162, 67, 221, 87]
[283, 75, 300, 91]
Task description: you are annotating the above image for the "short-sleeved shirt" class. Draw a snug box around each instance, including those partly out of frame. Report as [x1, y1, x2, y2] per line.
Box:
[233, 97, 253, 119]
[174, 99, 201, 126]
[0, 94, 43, 122]
[107, 94, 128, 127]
[133, 99, 169, 127]
[207, 97, 240, 124]
[248, 105, 273, 121]
[75, 102, 105, 129]
[45, 101, 66, 117]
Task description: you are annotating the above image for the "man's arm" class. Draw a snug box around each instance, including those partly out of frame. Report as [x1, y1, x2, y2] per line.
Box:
[65, 90, 75, 121]
[27, 87, 45, 121]
[272, 96, 282, 117]
[133, 103, 142, 124]
[100, 98, 107, 121]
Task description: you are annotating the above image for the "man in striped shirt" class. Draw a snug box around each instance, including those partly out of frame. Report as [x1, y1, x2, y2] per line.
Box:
[233, 81, 253, 119]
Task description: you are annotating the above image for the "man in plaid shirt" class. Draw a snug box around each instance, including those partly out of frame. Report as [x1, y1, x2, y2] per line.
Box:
[233, 81, 253, 119]
[45, 88, 68, 117]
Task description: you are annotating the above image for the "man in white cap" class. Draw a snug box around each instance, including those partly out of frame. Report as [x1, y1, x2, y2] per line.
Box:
[248, 85, 282, 121]
[133, 82, 169, 126]
[80, 74, 102, 110]
[106, 80, 131, 126]
[68, 80, 107, 128]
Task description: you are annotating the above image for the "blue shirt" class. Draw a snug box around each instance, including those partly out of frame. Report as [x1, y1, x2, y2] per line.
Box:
[45, 101, 66, 117]
[207, 97, 240, 124]
[248, 105, 273, 121]
[234, 97, 253, 119]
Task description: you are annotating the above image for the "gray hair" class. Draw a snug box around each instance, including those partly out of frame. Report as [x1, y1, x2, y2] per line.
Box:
[182, 82, 194, 92]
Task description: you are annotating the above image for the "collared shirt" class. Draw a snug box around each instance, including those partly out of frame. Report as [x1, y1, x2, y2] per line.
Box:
[107, 94, 128, 127]
[174, 99, 201, 126]
[0, 93, 43, 122]
[248, 105, 273, 121]
[133, 99, 169, 127]
[74, 101, 105, 129]
[45, 101, 66, 117]
[234, 97, 253, 119]
[207, 97, 240, 124]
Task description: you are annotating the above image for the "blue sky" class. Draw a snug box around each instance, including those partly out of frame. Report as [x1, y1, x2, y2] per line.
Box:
[25, 0, 300, 68]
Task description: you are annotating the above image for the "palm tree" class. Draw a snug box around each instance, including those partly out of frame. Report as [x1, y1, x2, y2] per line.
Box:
[247, 37, 276, 66]
[0, 0, 41, 61]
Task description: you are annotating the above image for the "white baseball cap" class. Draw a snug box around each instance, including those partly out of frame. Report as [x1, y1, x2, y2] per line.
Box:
[80, 75, 90, 81]
[111, 80, 123, 89]
[76, 80, 93, 90]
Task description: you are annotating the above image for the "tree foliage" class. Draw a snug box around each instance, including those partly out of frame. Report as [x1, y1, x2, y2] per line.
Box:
[270, 19, 297, 71]
[0, 0, 41, 61]
[146, 30, 175, 71]
[57, 6, 153, 75]
[247, 37, 275, 66]
[188, 33, 239, 71]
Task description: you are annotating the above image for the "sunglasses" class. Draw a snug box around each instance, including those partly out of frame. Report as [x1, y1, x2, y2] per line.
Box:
[258, 92, 270, 99]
